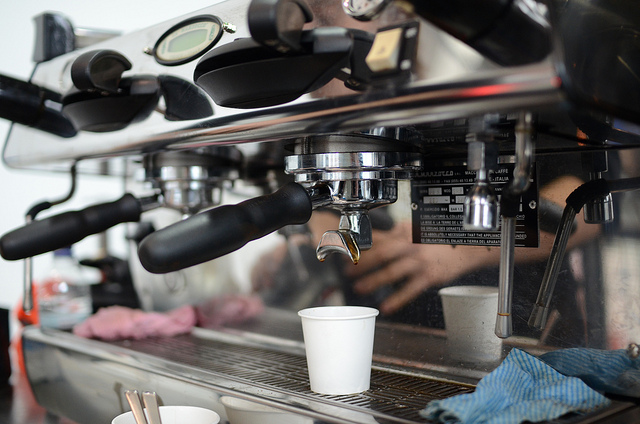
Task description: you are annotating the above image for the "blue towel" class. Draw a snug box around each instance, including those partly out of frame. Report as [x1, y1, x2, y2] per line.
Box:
[540, 347, 640, 398]
[421, 348, 611, 424]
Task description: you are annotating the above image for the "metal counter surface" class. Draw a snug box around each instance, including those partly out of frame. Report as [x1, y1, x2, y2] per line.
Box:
[0, 371, 78, 424]
[18, 307, 640, 424]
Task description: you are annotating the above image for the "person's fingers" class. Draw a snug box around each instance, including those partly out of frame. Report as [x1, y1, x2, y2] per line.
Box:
[345, 232, 416, 277]
[379, 276, 435, 315]
[250, 244, 288, 290]
[353, 255, 420, 294]
[345, 249, 404, 277]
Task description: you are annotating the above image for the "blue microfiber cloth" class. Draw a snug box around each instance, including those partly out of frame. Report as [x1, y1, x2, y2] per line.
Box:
[540, 347, 640, 398]
[421, 348, 611, 424]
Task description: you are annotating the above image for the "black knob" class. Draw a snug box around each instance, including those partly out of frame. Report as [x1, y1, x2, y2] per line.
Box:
[71, 49, 132, 93]
[249, 0, 313, 53]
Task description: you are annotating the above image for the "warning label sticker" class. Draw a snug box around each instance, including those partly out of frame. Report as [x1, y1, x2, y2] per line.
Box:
[410, 163, 539, 247]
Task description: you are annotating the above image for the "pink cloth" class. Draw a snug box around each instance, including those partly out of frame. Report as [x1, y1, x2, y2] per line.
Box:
[195, 294, 264, 329]
[73, 305, 196, 340]
[72, 295, 264, 340]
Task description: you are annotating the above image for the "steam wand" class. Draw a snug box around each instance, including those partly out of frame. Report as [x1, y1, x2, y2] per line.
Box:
[495, 112, 534, 338]
[529, 176, 640, 331]
[21, 163, 78, 314]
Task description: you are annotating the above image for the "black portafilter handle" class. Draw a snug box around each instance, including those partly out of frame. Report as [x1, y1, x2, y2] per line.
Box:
[0, 194, 144, 261]
[138, 182, 315, 274]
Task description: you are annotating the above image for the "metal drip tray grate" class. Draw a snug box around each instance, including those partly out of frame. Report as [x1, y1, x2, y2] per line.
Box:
[112, 333, 474, 423]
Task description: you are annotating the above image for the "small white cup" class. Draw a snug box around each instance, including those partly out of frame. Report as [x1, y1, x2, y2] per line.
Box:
[298, 306, 379, 395]
[438, 285, 501, 362]
[112, 406, 220, 424]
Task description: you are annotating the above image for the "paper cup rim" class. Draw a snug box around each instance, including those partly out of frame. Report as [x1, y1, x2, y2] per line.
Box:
[438, 285, 498, 298]
[298, 306, 379, 320]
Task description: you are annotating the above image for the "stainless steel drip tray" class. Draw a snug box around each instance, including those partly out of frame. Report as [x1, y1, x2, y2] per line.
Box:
[23, 325, 474, 424]
[21, 318, 638, 424]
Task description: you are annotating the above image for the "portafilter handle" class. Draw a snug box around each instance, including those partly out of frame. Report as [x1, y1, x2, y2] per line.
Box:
[0, 193, 156, 261]
[138, 182, 327, 274]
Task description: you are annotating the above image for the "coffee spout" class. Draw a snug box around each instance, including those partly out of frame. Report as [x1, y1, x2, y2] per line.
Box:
[316, 229, 361, 264]
[316, 210, 372, 264]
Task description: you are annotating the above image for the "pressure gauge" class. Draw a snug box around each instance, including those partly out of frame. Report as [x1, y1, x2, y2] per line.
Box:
[342, 0, 392, 21]
[153, 15, 224, 66]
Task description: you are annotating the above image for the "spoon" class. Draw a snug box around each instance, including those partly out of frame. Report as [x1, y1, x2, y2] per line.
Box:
[125, 390, 148, 424]
[142, 391, 163, 424]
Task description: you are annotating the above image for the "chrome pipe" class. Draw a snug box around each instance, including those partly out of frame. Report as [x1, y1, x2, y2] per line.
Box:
[495, 216, 516, 338]
[495, 111, 534, 338]
[529, 205, 578, 330]
[511, 112, 535, 193]
[529, 175, 640, 330]
[21, 222, 34, 314]
[21, 163, 78, 314]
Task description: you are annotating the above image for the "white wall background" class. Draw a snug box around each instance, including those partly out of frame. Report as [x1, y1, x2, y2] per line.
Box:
[0, 1, 216, 313]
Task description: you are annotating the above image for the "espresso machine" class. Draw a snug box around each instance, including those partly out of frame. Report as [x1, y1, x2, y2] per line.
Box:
[2, 0, 640, 422]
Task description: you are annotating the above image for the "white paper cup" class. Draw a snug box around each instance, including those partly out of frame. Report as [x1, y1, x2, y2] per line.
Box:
[221, 396, 312, 424]
[298, 306, 379, 395]
[438, 286, 501, 362]
[112, 406, 220, 424]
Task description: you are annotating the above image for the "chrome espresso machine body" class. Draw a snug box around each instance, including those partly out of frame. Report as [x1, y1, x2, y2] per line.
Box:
[3, 0, 640, 422]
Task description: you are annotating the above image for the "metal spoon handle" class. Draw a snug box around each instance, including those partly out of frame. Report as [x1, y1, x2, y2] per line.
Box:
[142, 391, 163, 424]
[125, 390, 148, 424]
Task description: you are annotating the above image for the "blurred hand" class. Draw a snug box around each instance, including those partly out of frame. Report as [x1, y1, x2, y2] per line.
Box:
[345, 221, 495, 315]
[250, 242, 288, 293]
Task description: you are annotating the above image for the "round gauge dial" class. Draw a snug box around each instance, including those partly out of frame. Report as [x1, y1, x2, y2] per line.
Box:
[153, 15, 223, 66]
[342, 0, 391, 21]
